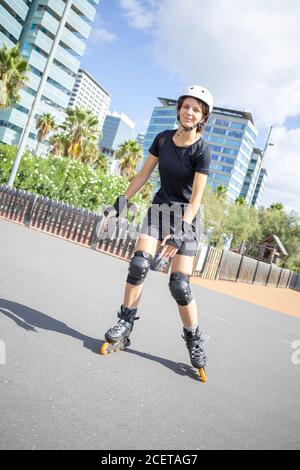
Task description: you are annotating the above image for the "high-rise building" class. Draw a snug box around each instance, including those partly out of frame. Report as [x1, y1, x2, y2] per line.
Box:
[142, 97, 177, 162]
[69, 68, 111, 132]
[0, 0, 32, 144]
[0, 0, 100, 153]
[240, 148, 263, 204]
[251, 168, 267, 208]
[142, 98, 258, 203]
[141, 98, 177, 191]
[100, 111, 135, 156]
[203, 107, 258, 203]
[136, 133, 145, 150]
[0, 0, 30, 47]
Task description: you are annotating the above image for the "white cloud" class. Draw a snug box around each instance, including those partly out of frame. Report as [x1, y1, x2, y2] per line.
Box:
[119, 0, 155, 29]
[261, 126, 300, 213]
[90, 28, 117, 44]
[120, 0, 300, 212]
[150, 0, 300, 127]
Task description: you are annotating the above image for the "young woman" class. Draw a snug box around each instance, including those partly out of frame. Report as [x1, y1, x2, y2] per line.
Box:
[100, 85, 213, 381]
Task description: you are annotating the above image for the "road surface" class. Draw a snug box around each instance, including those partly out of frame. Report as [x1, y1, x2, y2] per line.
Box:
[0, 218, 299, 450]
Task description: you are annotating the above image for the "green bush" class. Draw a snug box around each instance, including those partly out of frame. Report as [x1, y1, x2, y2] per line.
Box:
[0, 144, 148, 220]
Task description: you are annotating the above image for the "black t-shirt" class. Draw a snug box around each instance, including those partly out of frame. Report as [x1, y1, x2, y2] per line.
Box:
[149, 130, 211, 205]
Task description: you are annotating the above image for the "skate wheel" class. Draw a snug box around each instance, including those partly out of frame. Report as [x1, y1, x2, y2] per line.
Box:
[199, 368, 207, 383]
[99, 341, 110, 355]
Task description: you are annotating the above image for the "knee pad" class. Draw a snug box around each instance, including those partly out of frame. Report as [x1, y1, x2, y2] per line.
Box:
[169, 272, 194, 306]
[127, 251, 153, 286]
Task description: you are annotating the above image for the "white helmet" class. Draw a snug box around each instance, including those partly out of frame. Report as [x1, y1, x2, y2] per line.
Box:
[178, 85, 214, 114]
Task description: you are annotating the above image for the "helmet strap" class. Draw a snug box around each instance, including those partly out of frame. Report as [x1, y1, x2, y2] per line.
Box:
[177, 118, 204, 135]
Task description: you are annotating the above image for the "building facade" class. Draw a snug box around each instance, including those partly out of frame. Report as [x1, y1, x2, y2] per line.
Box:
[251, 168, 267, 208]
[100, 111, 135, 156]
[203, 107, 258, 203]
[240, 147, 263, 204]
[0, 0, 99, 153]
[68, 68, 110, 132]
[136, 133, 145, 150]
[100, 111, 136, 175]
[142, 97, 177, 163]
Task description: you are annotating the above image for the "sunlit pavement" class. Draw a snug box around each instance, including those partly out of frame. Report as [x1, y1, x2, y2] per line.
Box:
[0, 217, 299, 450]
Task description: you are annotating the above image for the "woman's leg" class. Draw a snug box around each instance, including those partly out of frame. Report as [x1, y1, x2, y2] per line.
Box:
[169, 254, 207, 376]
[169, 254, 198, 327]
[123, 234, 161, 309]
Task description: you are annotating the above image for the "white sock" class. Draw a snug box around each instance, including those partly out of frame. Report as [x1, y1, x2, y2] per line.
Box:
[183, 324, 199, 335]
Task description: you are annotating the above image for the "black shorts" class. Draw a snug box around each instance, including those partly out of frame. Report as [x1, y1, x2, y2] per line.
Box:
[139, 204, 200, 257]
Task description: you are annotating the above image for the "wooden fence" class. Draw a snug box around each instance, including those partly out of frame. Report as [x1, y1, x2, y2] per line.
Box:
[192, 243, 298, 290]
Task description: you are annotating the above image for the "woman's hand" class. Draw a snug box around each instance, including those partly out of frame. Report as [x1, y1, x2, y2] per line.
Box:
[97, 195, 128, 236]
[159, 235, 179, 261]
[98, 207, 117, 234]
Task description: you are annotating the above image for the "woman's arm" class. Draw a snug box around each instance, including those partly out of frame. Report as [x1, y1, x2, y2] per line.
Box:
[124, 154, 159, 199]
[182, 173, 208, 224]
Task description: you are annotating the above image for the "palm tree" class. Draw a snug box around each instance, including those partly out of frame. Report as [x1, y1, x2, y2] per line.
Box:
[235, 196, 246, 206]
[114, 140, 143, 179]
[0, 44, 29, 110]
[270, 202, 284, 211]
[81, 134, 100, 164]
[215, 185, 228, 201]
[90, 152, 109, 173]
[139, 181, 153, 202]
[35, 113, 56, 155]
[60, 107, 100, 160]
[49, 132, 67, 157]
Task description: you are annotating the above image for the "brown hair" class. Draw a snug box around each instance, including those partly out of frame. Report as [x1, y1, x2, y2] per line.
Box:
[177, 96, 210, 133]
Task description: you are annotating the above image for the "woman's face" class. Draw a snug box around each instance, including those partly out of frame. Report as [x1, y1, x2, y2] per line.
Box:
[179, 97, 203, 128]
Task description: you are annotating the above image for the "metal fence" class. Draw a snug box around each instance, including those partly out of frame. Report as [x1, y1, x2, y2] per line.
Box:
[0, 185, 299, 290]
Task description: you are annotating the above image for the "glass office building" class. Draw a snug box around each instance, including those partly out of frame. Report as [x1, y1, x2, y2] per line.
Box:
[142, 97, 177, 161]
[240, 147, 263, 204]
[141, 98, 177, 191]
[0, 0, 99, 153]
[251, 168, 267, 208]
[203, 107, 258, 203]
[100, 111, 136, 175]
[142, 98, 259, 204]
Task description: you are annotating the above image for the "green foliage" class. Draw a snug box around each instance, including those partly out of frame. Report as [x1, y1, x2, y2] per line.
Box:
[0, 44, 29, 109]
[114, 140, 143, 179]
[0, 144, 145, 215]
[202, 185, 300, 271]
[255, 207, 300, 272]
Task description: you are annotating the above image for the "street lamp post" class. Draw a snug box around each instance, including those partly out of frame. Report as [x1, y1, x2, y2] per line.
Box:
[262, 126, 274, 158]
[7, 0, 74, 188]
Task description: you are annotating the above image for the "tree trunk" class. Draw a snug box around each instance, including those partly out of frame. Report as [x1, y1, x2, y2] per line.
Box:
[35, 139, 43, 156]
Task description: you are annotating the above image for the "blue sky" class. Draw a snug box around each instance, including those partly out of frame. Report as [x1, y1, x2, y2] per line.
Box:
[81, 0, 182, 137]
[80, 0, 300, 213]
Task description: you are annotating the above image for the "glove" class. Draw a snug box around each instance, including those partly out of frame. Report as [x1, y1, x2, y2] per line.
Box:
[104, 195, 128, 218]
[165, 220, 194, 251]
[98, 195, 128, 235]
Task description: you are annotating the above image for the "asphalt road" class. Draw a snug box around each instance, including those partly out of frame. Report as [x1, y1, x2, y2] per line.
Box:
[0, 218, 299, 450]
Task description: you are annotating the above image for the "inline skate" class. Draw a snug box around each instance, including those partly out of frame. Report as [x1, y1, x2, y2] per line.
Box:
[100, 305, 139, 355]
[182, 326, 208, 382]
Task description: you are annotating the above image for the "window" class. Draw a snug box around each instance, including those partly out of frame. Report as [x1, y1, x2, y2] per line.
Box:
[213, 127, 227, 135]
